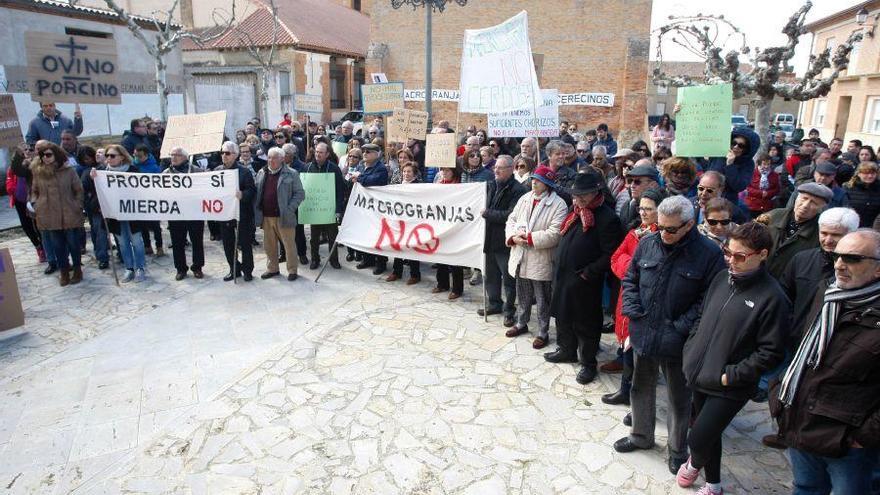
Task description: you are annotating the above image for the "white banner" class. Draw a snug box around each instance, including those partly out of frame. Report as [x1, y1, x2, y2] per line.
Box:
[488, 89, 559, 138]
[337, 183, 486, 269]
[95, 170, 240, 221]
[405, 88, 615, 107]
[459, 11, 541, 114]
[404, 88, 461, 102]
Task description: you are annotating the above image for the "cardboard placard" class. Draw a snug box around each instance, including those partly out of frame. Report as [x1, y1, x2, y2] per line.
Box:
[0, 95, 23, 148]
[25, 31, 122, 104]
[299, 173, 337, 225]
[0, 248, 24, 332]
[293, 93, 323, 114]
[387, 107, 428, 143]
[425, 133, 457, 168]
[159, 110, 227, 158]
[361, 82, 405, 115]
[676, 83, 733, 157]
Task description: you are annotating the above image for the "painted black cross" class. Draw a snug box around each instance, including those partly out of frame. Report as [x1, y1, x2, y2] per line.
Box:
[54, 37, 88, 59]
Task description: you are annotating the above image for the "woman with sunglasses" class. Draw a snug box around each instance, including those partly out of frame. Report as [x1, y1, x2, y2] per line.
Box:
[698, 198, 738, 247]
[679, 222, 787, 495]
[6, 143, 45, 263]
[387, 163, 422, 285]
[513, 155, 535, 184]
[432, 166, 466, 299]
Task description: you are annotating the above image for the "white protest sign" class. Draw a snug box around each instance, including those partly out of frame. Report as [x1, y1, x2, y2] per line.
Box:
[404, 88, 461, 102]
[293, 93, 323, 114]
[336, 183, 486, 269]
[488, 89, 559, 138]
[388, 107, 428, 143]
[95, 170, 240, 221]
[425, 133, 457, 168]
[405, 88, 616, 108]
[459, 11, 542, 114]
[160, 111, 227, 158]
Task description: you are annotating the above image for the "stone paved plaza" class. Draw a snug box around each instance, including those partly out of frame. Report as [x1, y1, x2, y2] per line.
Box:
[0, 222, 792, 494]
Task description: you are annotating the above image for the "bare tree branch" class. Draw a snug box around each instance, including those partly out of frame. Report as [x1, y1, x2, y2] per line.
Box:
[232, 0, 280, 123]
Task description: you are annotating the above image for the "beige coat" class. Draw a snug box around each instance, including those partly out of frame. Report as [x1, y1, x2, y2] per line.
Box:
[505, 190, 568, 281]
[30, 159, 84, 231]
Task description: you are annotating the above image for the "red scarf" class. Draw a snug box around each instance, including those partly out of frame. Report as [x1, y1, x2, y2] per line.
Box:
[560, 194, 605, 235]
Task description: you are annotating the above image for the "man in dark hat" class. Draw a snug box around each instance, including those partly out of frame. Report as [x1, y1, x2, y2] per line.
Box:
[766, 182, 831, 278]
[353, 143, 390, 274]
[546, 173, 624, 384]
[619, 164, 660, 230]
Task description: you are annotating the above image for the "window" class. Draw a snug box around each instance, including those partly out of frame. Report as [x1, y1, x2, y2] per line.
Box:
[849, 41, 861, 75]
[825, 37, 837, 53]
[864, 97, 880, 134]
[657, 84, 668, 95]
[812, 99, 827, 126]
[64, 27, 112, 38]
[329, 60, 346, 108]
[352, 0, 361, 11]
[655, 103, 666, 115]
[352, 64, 365, 109]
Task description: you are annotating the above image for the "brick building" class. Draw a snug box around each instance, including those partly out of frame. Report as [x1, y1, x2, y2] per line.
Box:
[367, 0, 652, 144]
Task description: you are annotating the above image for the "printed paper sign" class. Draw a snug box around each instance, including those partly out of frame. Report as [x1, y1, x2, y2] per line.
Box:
[488, 89, 559, 138]
[675, 83, 733, 157]
[361, 82, 405, 115]
[160, 111, 227, 158]
[388, 108, 428, 143]
[0, 248, 24, 332]
[25, 32, 122, 104]
[425, 133, 457, 169]
[558, 92, 615, 107]
[95, 170, 240, 221]
[336, 182, 486, 269]
[293, 93, 323, 114]
[0, 95, 23, 148]
[458, 11, 542, 114]
[299, 173, 337, 225]
[404, 89, 461, 102]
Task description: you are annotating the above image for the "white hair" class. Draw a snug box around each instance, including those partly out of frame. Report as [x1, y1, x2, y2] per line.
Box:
[282, 143, 297, 156]
[221, 141, 239, 155]
[267, 147, 284, 160]
[342, 120, 354, 128]
[171, 146, 188, 157]
[848, 229, 880, 259]
[591, 145, 607, 156]
[657, 195, 695, 222]
[521, 137, 536, 146]
[818, 207, 860, 233]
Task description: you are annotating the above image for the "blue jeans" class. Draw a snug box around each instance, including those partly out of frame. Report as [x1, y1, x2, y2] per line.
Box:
[48, 229, 81, 269]
[118, 222, 145, 270]
[759, 349, 792, 391]
[89, 215, 109, 263]
[790, 447, 879, 495]
[40, 230, 57, 265]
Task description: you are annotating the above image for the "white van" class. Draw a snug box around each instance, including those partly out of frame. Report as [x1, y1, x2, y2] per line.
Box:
[772, 113, 795, 126]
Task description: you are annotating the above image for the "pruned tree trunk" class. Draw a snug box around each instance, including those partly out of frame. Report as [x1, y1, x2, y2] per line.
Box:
[753, 97, 772, 155]
[156, 57, 169, 121]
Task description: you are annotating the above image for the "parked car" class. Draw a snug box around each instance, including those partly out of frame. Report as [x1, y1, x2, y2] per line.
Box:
[772, 113, 795, 126]
[329, 110, 364, 137]
[731, 114, 749, 130]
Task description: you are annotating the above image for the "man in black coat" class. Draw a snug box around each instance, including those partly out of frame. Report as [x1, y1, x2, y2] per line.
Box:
[478, 155, 528, 326]
[303, 142, 346, 270]
[218, 141, 257, 281]
[545, 172, 624, 385]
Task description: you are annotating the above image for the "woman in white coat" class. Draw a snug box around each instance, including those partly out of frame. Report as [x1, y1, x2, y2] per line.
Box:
[505, 165, 569, 349]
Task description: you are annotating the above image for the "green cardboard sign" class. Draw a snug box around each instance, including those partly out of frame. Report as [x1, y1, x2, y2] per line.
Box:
[299, 173, 336, 225]
[675, 83, 733, 157]
[331, 141, 348, 160]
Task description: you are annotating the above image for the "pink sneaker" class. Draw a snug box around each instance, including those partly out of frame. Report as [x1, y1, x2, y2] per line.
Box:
[695, 485, 723, 495]
[676, 457, 700, 487]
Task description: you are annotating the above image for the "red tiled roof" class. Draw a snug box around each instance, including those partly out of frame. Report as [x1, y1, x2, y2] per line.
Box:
[183, 0, 369, 59]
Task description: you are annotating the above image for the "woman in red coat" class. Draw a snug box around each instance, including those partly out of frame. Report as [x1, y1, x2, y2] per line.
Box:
[744, 152, 780, 218]
[602, 187, 666, 408]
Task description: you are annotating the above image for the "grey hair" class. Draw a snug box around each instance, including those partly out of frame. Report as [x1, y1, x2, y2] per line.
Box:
[592, 145, 607, 156]
[701, 170, 727, 189]
[521, 137, 536, 147]
[267, 147, 284, 160]
[562, 143, 576, 153]
[848, 229, 880, 259]
[221, 141, 239, 155]
[634, 157, 653, 168]
[282, 143, 298, 156]
[171, 146, 188, 157]
[545, 140, 564, 156]
[819, 207, 860, 233]
[657, 195, 695, 222]
[342, 120, 354, 128]
[496, 155, 514, 168]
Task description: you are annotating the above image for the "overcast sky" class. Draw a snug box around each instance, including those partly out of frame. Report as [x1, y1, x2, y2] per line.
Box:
[649, 0, 864, 75]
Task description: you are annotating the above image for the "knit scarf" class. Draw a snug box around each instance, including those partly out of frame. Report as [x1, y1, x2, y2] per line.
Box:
[560, 194, 604, 235]
[759, 169, 771, 190]
[778, 279, 880, 407]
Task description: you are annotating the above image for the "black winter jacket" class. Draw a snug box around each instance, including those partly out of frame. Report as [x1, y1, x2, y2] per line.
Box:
[303, 160, 346, 216]
[483, 178, 528, 253]
[844, 181, 880, 228]
[781, 248, 834, 348]
[622, 227, 726, 359]
[683, 266, 788, 401]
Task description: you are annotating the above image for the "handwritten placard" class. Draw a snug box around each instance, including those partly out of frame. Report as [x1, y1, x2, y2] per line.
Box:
[425, 133, 457, 169]
[675, 83, 733, 157]
[293, 93, 323, 114]
[388, 108, 428, 143]
[25, 31, 121, 104]
[361, 82, 405, 115]
[0, 248, 24, 332]
[160, 111, 227, 158]
[299, 173, 337, 225]
[488, 89, 559, 138]
[0, 95, 23, 148]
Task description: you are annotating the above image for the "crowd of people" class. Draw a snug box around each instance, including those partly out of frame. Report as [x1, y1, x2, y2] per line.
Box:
[5, 101, 880, 493]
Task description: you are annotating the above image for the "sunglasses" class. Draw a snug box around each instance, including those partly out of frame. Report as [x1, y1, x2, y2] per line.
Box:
[105, 153, 119, 158]
[625, 178, 644, 186]
[697, 186, 716, 194]
[706, 218, 731, 226]
[657, 221, 688, 234]
[515, 165, 528, 170]
[723, 247, 758, 264]
[731, 141, 747, 149]
[40, 151, 54, 158]
[275, 135, 285, 139]
[831, 252, 880, 264]
[350, 155, 362, 159]
[221, 151, 234, 156]
[576, 149, 589, 154]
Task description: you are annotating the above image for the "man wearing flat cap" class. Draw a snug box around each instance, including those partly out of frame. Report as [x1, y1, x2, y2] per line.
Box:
[766, 182, 832, 278]
[352, 143, 390, 274]
[546, 173, 624, 385]
[786, 161, 848, 209]
[619, 163, 661, 230]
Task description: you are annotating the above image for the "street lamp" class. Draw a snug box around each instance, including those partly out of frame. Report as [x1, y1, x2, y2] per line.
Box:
[391, 0, 468, 128]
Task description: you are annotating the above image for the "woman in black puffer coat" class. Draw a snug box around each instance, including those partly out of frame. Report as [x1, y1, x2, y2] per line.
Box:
[844, 161, 880, 227]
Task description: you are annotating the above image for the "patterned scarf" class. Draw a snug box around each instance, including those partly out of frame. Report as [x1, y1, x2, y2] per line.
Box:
[561, 194, 605, 235]
[778, 279, 880, 406]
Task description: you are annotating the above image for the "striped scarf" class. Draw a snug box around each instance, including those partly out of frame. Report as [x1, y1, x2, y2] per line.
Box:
[778, 279, 880, 406]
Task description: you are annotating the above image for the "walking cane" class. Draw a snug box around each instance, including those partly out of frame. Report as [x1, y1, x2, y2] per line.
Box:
[482, 255, 488, 323]
[102, 216, 120, 287]
[314, 241, 338, 283]
[232, 220, 240, 285]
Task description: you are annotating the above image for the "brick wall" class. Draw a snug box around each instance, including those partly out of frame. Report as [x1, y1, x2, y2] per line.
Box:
[368, 0, 652, 144]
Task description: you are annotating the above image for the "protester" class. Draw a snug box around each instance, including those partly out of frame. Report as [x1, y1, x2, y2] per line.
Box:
[771, 229, 880, 494]
[157, 147, 205, 280]
[432, 166, 465, 298]
[387, 163, 422, 284]
[546, 173, 623, 383]
[238, 144, 262, 178]
[281, 143, 309, 265]
[478, 155, 528, 325]
[461, 149, 493, 183]
[619, 164, 660, 229]
[303, 142, 345, 270]
[692, 171, 749, 225]
[480, 145, 496, 170]
[335, 121, 355, 144]
[662, 156, 697, 197]
[217, 142, 256, 281]
[595, 123, 618, 157]
[6, 144, 44, 262]
[505, 166, 568, 347]
[615, 195, 725, 475]
[352, 143, 389, 274]
[744, 152, 781, 218]
[844, 161, 880, 227]
[700, 128, 759, 204]
[121, 119, 151, 154]
[255, 147, 305, 281]
[75, 146, 109, 269]
[698, 198, 738, 247]
[678, 222, 788, 495]
[589, 145, 612, 177]
[93, 145, 147, 282]
[785, 139, 817, 177]
[132, 144, 165, 257]
[513, 155, 535, 184]
[650, 113, 675, 150]
[26, 102, 83, 145]
[787, 161, 847, 208]
[765, 182, 830, 278]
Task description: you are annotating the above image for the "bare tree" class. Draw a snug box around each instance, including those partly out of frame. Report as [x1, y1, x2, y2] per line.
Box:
[232, 0, 280, 124]
[101, 0, 235, 121]
[652, 1, 861, 154]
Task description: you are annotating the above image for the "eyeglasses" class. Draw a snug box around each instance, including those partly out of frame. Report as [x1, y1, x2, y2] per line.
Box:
[830, 252, 880, 264]
[657, 221, 688, 234]
[706, 218, 731, 226]
[369, 132, 377, 135]
[350, 155, 362, 159]
[468, 155, 480, 159]
[637, 206, 655, 212]
[275, 135, 285, 139]
[723, 247, 758, 264]
[221, 151, 234, 156]
[576, 149, 589, 154]
[731, 141, 747, 149]
[40, 151, 54, 158]
[625, 178, 644, 186]
[697, 186, 716, 194]
[105, 153, 119, 159]
[515, 165, 528, 170]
